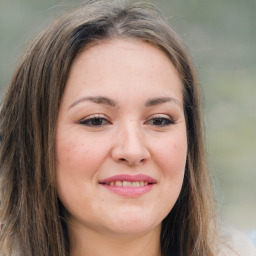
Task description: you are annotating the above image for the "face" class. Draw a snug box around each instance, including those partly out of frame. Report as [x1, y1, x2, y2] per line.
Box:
[56, 39, 187, 237]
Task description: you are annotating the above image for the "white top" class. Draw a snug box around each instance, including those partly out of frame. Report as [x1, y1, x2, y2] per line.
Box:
[219, 228, 256, 256]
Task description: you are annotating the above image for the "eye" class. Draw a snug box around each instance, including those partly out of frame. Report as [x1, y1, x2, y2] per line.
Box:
[79, 114, 111, 127]
[145, 115, 175, 127]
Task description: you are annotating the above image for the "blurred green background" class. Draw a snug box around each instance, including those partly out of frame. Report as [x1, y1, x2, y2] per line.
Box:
[0, 0, 255, 232]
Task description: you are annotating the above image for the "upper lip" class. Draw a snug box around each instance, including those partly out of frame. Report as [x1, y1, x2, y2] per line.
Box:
[99, 174, 157, 184]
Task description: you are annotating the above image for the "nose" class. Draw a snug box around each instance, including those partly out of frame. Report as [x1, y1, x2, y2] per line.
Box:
[111, 123, 150, 166]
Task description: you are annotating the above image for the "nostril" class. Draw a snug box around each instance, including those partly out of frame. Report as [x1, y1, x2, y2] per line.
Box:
[118, 158, 146, 166]
[120, 158, 134, 165]
[118, 157, 134, 165]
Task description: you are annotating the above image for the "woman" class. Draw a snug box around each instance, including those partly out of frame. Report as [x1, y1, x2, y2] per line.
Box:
[0, 1, 254, 255]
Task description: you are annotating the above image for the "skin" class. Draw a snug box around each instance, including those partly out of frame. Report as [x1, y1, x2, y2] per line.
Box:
[56, 39, 187, 256]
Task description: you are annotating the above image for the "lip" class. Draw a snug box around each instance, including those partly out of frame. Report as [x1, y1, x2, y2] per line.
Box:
[99, 174, 157, 198]
[99, 174, 157, 184]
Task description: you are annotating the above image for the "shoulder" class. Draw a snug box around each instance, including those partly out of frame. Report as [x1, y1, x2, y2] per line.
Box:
[218, 227, 256, 256]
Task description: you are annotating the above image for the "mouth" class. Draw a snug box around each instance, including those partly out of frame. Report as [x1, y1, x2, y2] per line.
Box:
[99, 174, 156, 197]
[100, 180, 151, 187]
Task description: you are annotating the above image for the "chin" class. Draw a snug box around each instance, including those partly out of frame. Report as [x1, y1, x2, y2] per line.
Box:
[102, 209, 161, 236]
[107, 222, 160, 237]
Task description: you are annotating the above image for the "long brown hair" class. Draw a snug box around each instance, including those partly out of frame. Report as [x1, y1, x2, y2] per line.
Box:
[0, 1, 217, 255]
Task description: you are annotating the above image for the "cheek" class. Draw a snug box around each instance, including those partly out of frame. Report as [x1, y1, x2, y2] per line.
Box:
[56, 132, 107, 175]
[55, 133, 106, 205]
[55, 132, 109, 215]
[152, 130, 187, 201]
[146, 132, 187, 222]
[154, 132, 187, 174]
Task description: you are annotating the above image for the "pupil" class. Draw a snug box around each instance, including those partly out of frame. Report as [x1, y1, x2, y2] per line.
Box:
[154, 119, 163, 125]
[92, 118, 102, 125]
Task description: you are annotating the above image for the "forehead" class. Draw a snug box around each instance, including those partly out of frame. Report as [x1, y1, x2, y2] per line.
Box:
[73, 39, 178, 75]
[63, 39, 183, 107]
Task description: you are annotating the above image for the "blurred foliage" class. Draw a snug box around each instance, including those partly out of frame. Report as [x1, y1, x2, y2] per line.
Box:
[0, 0, 255, 230]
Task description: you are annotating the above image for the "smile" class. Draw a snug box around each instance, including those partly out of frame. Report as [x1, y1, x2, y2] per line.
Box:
[99, 174, 156, 197]
[103, 181, 149, 187]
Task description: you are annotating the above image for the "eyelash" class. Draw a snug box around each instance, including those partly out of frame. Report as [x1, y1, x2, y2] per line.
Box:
[79, 114, 111, 127]
[79, 115, 175, 127]
[145, 116, 175, 127]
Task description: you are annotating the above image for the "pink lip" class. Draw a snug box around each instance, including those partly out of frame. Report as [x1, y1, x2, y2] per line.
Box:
[99, 174, 156, 198]
[99, 174, 157, 184]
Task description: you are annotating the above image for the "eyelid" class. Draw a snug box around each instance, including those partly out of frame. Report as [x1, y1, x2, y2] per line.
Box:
[79, 113, 112, 126]
[146, 113, 175, 121]
[81, 113, 107, 120]
[144, 114, 176, 126]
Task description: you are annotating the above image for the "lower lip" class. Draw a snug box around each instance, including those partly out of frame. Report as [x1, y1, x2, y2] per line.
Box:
[101, 184, 154, 197]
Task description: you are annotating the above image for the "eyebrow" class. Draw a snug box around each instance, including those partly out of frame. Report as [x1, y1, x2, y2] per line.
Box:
[69, 96, 117, 109]
[69, 96, 181, 109]
[145, 97, 181, 107]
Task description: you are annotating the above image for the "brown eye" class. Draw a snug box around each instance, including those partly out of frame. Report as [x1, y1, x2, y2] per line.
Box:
[146, 117, 174, 127]
[79, 115, 111, 127]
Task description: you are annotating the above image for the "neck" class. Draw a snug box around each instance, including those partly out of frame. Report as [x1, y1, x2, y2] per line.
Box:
[68, 222, 161, 256]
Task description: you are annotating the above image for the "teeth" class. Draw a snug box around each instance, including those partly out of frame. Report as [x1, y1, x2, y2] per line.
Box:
[132, 181, 140, 187]
[115, 181, 123, 187]
[108, 181, 150, 187]
[123, 181, 132, 187]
